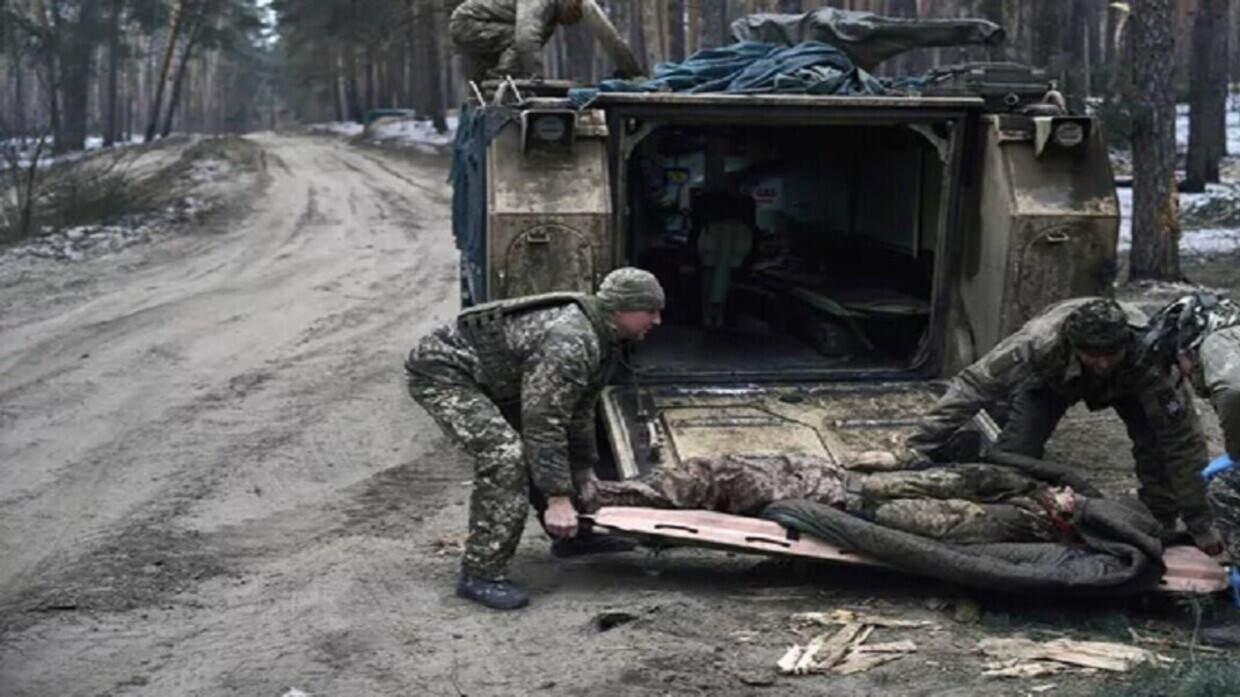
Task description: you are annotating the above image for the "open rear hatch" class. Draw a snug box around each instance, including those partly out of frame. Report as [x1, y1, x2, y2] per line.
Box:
[599, 92, 980, 383]
[602, 382, 939, 479]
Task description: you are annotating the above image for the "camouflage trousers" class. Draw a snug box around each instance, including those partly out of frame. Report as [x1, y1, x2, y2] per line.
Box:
[1208, 466, 1240, 561]
[406, 353, 529, 581]
[587, 455, 1063, 544]
[448, 16, 525, 83]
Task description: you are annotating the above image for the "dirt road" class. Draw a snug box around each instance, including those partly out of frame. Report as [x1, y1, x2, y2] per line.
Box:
[0, 134, 1231, 696]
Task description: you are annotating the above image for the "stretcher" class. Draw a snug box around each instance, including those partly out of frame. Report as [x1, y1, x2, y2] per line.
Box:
[583, 507, 1231, 595]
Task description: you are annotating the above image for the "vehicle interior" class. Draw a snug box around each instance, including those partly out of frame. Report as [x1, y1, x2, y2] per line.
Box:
[623, 121, 950, 379]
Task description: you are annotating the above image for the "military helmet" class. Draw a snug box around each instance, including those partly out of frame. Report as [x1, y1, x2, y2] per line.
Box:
[1062, 298, 1130, 351]
[1140, 293, 1240, 369]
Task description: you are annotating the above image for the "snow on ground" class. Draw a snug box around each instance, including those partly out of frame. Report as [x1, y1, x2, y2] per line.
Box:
[1, 196, 207, 263]
[1175, 102, 1240, 156]
[369, 116, 459, 152]
[307, 122, 363, 137]
[1, 134, 146, 170]
[1116, 102, 1240, 256]
[307, 116, 459, 153]
[1116, 185, 1240, 256]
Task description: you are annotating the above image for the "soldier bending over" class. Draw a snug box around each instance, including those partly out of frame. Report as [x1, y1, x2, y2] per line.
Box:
[449, 0, 584, 83]
[405, 268, 664, 610]
[906, 298, 1219, 553]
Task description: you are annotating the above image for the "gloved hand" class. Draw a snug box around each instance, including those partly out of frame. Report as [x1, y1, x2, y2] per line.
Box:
[1191, 527, 1225, 556]
[1203, 454, 1236, 482]
[1230, 568, 1240, 609]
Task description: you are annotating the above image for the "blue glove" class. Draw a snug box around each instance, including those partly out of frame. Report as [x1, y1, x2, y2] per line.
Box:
[1202, 454, 1236, 482]
[1231, 568, 1240, 609]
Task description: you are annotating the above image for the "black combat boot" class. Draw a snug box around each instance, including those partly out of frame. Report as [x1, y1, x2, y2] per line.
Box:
[456, 573, 529, 610]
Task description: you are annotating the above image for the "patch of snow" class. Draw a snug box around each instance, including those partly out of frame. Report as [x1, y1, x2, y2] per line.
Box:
[1175, 104, 1240, 155]
[1, 196, 208, 263]
[308, 122, 364, 137]
[1116, 185, 1240, 256]
[1131, 279, 1232, 299]
[370, 116, 458, 148]
[2, 134, 146, 170]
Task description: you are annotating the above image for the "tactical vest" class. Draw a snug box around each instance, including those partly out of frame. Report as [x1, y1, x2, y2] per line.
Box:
[457, 292, 615, 396]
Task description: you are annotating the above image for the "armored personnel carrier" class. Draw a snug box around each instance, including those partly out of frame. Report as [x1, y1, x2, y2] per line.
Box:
[450, 9, 1120, 480]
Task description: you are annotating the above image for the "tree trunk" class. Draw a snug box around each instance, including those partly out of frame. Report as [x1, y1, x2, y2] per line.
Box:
[425, 2, 447, 132]
[146, 0, 188, 142]
[1128, 0, 1180, 281]
[34, 0, 62, 147]
[640, 0, 661, 71]
[667, 0, 686, 62]
[1184, 0, 1229, 191]
[59, 0, 103, 153]
[104, 0, 122, 146]
[344, 44, 362, 122]
[562, 20, 597, 82]
[10, 34, 27, 136]
[161, 0, 211, 138]
[686, 0, 701, 55]
[701, 0, 728, 49]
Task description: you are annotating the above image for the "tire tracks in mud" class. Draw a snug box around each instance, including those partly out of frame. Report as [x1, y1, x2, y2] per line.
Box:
[0, 135, 459, 647]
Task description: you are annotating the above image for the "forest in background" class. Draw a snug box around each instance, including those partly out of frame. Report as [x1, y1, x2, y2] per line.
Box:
[2, 0, 1237, 278]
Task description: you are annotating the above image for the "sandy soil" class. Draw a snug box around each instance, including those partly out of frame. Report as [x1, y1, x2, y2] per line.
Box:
[1, 134, 1236, 697]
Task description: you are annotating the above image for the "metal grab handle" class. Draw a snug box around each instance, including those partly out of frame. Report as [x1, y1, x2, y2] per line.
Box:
[1043, 230, 1070, 244]
[653, 523, 700, 534]
[744, 536, 792, 548]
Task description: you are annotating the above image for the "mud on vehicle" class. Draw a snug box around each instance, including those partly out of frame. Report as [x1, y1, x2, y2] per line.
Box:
[450, 45, 1119, 481]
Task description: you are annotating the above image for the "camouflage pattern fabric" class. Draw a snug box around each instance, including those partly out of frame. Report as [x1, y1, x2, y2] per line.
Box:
[585, 454, 1067, 544]
[448, 0, 566, 81]
[406, 300, 620, 580]
[1194, 325, 1240, 459]
[907, 297, 1212, 533]
[585, 454, 849, 515]
[1208, 466, 1240, 561]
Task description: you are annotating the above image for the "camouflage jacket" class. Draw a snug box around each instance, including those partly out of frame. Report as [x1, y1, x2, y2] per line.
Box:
[910, 299, 1150, 446]
[912, 298, 1204, 459]
[1192, 325, 1240, 459]
[410, 298, 619, 497]
[449, 0, 565, 75]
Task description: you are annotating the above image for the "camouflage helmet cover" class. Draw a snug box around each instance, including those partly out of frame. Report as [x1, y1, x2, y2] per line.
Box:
[1152, 293, 1240, 353]
[1062, 298, 1130, 351]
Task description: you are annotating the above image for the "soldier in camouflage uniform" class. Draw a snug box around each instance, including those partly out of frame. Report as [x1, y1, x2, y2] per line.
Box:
[1142, 293, 1240, 646]
[580, 453, 1077, 544]
[906, 298, 1220, 553]
[1142, 294, 1240, 559]
[449, 0, 584, 83]
[405, 267, 664, 610]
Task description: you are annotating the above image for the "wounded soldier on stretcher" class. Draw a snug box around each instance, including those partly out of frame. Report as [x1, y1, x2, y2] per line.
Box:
[579, 452, 1080, 544]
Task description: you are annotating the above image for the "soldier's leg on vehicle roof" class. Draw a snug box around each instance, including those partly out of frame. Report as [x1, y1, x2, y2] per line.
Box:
[1208, 467, 1240, 561]
[869, 498, 1055, 543]
[994, 380, 1071, 459]
[857, 464, 1039, 504]
[407, 370, 528, 580]
[493, 46, 525, 79]
[448, 17, 515, 83]
[1112, 395, 1181, 528]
